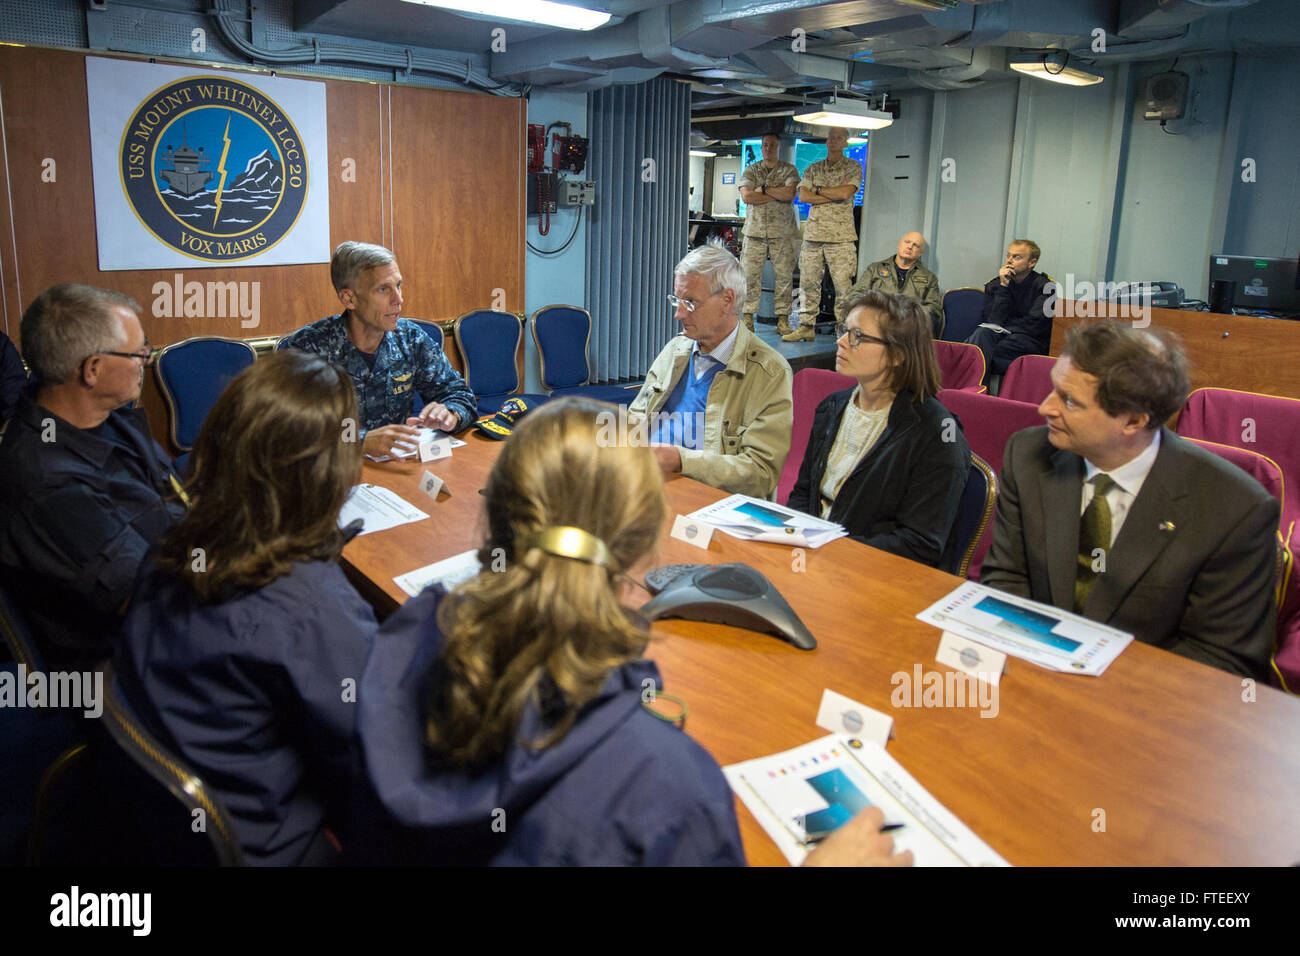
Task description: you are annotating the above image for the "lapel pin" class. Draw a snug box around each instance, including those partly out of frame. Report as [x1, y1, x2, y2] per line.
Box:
[1158, 521, 1176, 532]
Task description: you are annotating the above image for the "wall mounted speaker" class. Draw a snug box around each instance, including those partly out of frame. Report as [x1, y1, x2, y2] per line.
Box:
[1144, 71, 1189, 121]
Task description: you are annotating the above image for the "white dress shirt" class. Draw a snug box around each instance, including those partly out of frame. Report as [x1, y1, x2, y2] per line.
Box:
[691, 322, 739, 379]
[1081, 429, 1162, 547]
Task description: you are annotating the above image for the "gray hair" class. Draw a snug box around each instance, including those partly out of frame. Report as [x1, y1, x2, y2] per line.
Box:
[331, 241, 396, 293]
[674, 243, 745, 316]
[21, 284, 138, 385]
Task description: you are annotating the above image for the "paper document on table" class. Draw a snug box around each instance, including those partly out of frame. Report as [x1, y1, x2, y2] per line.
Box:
[365, 428, 466, 462]
[339, 484, 428, 536]
[686, 494, 847, 549]
[724, 734, 1009, 867]
[394, 549, 482, 598]
[916, 581, 1133, 676]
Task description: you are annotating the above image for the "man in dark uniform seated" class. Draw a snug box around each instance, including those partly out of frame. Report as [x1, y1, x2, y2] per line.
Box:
[965, 239, 1053, 379]
[0, 285, 185, 670]
[277, 241, 477, 460]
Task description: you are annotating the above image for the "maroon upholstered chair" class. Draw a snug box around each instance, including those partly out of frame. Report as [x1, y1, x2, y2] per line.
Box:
[936, 388, 1043, 478]
[778, 368, 855, 505]
[933, 341, 985, 393]
[1175, 387, 1300, 503]
[998, 354, 1056, 405]
[1184, 432, 1297, 693]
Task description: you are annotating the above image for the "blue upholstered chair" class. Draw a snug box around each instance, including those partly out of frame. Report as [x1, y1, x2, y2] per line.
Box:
[408, 318, 445, 351]
[455, 309, 549, 416]
[530, 305, 640, 405]
[155, 336, 257, 452]
[940, 288, 986, 343]
[948, 453, 997, 579]
[0, 584, 81, 864]
[26, 673, 244, 866]
[407, 319, 447, 416]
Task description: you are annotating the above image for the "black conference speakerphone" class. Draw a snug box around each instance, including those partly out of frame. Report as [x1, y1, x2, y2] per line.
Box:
[641, 563, 817, 651]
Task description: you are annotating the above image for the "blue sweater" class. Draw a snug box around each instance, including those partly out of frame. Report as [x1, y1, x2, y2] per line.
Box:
[349, 586, 747, 866]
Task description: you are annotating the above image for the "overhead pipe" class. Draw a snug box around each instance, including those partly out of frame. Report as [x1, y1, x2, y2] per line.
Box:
[208, 0, 525, 95]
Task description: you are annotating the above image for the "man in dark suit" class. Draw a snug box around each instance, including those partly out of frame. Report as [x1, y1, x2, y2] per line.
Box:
[981, 320, 1277, 679]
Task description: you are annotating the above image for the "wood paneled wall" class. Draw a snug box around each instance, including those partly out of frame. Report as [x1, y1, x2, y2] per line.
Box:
[0, 46, 525, 346]
[1051, 303, 1300, 400]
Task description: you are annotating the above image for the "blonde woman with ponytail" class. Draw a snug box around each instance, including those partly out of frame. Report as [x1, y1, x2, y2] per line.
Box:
[351, 397, 912, 867]
[350, 397, 743, 864]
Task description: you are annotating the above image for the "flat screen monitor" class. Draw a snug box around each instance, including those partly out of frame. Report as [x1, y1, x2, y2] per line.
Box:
[1208, 255, 1300, 312]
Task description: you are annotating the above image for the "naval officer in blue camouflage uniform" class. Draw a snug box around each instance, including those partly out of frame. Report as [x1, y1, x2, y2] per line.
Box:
[278, 241, 477, 458]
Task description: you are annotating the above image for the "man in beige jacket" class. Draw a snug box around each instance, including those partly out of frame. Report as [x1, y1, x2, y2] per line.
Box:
[627, 245, 793, 499]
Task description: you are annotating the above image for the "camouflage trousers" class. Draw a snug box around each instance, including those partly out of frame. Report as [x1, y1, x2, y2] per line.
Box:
[798, 240, 858, 326]
[741, 236, 797, 320]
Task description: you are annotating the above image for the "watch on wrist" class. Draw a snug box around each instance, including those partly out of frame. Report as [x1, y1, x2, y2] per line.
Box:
[760, 184, 766, 194]
[814, 185, 821, 195]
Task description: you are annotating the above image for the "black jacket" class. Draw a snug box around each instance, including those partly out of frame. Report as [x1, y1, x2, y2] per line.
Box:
[982, 270, 1053, 353]
[788, 389, 970, 570]
[0, 331, 26, 426]
[0, 396, 183, 669]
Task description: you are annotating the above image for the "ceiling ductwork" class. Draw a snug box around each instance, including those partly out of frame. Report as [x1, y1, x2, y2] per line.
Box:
[276, 0, 1297, 105]
[907, 45, 1004, 90]
[1119, 0, 1262, 36]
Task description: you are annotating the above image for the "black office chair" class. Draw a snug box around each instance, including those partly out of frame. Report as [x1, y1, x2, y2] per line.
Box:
[28, 672, 244, 866]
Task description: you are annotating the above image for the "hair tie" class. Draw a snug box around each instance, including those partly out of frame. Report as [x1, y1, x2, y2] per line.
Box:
[520, 526, 612, 567]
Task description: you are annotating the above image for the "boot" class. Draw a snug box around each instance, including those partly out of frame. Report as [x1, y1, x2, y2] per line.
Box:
[742, 312, 755, 331]
[776, 314, 793, 336]
[781, 322, 815, 343]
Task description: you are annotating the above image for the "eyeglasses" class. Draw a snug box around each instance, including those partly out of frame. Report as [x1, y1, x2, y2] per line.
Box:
[93, 342, 154, 365]
[834, 323, 887, 349]
[666, 291, 720, 313]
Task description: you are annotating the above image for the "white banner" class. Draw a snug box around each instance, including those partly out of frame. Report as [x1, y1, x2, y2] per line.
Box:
[86, 57, 330, 270]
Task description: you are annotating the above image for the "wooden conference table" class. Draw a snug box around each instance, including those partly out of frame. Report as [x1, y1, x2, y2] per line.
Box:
[342, 434, 1300, 867]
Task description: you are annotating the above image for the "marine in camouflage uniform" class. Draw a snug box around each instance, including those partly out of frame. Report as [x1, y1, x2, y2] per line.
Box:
[850, 231, 945, 339]
[738, 134, 800, 335]
[791, 128, 864, 341]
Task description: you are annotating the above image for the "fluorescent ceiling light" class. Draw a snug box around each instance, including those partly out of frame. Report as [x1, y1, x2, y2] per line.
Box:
[1009, 51, 1103, 86]
[399, 0, 611, 31]
[689, 150, 716, 158]
[794, 94, 893, 130]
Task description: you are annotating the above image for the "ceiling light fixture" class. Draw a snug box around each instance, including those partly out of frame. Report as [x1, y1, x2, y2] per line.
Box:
[399, 0, 611, 31]
[1009, 51, 1103, 86]
[689, 149, 717, 158]
[794, 92, 893, 130]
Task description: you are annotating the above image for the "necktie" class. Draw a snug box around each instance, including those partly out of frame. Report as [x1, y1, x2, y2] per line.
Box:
[1074, 474, 1115, 614]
